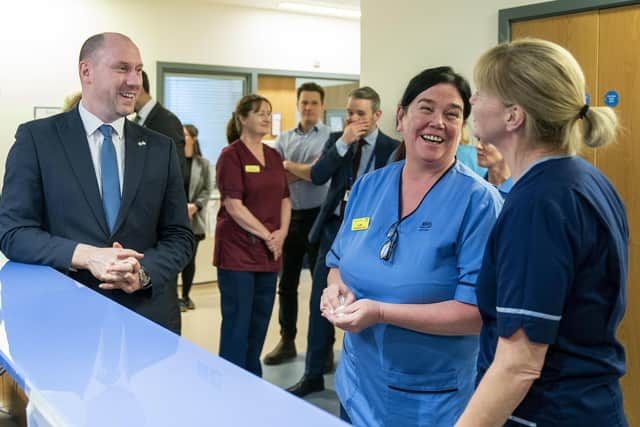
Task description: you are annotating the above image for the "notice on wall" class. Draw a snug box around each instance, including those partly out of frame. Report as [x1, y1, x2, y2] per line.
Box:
[33, 106, 61, 120]
[604, 90, 619, 107]
[330, 116, 343, 132]
[271, 113, 282, 136]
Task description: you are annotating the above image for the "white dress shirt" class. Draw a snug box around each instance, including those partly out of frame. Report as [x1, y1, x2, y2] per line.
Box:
[135, 98, 157, 125]
[78, 102, 126, 194]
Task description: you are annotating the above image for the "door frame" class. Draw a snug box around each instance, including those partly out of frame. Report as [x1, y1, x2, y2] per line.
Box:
[498, 0, 640, 42]
[156, 62, 358, 104]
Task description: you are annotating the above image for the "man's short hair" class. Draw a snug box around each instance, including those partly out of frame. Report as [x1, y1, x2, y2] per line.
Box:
[296, 82, 325, 103]
[141, 70, 150, 94]
[348, 86, 381, 112]
[79, 33, 105, 62]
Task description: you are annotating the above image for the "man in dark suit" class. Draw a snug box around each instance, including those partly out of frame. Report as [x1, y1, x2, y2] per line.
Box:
[284, 87, 399, 396]
[134, 70, 186, 172]
[0, 32, 194, 334]
[134, 70, 186, 331]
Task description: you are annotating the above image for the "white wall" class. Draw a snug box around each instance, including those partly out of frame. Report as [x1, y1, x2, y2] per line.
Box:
[360, 0, 541, 135]
[0, 0, 360, 183]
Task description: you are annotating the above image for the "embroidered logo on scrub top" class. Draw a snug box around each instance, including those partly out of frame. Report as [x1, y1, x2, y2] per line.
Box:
[244, 165, 261, 173]
[419, 221, 432, 231]
[351, 217, 370, 231]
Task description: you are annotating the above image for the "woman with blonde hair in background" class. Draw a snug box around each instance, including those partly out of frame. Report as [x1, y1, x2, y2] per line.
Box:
[456, 38, 628, 427]
[62, 92, 82, 112]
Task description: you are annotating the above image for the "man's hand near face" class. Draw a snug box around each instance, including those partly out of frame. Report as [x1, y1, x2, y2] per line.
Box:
[342, 120, 369, 144]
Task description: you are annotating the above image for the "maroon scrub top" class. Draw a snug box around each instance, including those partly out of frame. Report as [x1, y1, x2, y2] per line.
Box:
[214, 139, 290, 272]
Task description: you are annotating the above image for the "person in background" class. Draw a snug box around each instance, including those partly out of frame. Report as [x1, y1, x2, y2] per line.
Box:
[262, 82, 330, 366]
[134, 70, 186, 171]
[214, 94, 291, 377]
[179, 124, 211, 311]
[285, 86, 399, 397]
[134, 69, 187, 332]
[476, 141, 513, 197]
[456, 38, 628, 427]
[62, 92, 82, 112]
[321, 67, 502, 426]
[456, 143, 486, 176]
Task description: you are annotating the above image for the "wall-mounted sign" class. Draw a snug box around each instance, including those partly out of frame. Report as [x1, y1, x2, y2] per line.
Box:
[33, 106, 61, 119]
[271, 112, 282, 136]
[604, 90, 619, 107]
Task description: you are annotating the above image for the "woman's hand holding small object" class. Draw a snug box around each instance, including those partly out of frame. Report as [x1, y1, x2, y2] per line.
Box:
[332, 295, 347, 317]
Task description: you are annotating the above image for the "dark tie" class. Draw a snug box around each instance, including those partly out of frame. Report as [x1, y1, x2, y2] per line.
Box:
[351, 139, 366, 181]
[340, 139, 367, 221]
[99, 124, 121, 233]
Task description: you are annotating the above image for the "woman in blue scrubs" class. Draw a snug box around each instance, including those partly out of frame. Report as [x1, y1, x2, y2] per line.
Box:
[321, 67, 503, 426]
[456, 39, 628, 427]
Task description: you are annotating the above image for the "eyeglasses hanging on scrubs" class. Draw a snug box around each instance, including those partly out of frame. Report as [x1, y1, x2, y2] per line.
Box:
[379, 221, 399, 261]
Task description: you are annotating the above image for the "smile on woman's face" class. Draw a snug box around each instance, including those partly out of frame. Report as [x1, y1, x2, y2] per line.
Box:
[397, 83, 464, 167]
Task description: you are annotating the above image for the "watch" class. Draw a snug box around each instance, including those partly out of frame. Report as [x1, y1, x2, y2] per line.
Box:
[138, 267, 151, 289]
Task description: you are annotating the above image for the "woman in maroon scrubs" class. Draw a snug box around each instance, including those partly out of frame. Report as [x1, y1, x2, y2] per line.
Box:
[214, 94, 291, 376]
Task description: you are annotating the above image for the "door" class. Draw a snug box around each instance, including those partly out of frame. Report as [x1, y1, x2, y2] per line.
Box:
[598, 8, 640, 422]
[257, 75, 297, 142]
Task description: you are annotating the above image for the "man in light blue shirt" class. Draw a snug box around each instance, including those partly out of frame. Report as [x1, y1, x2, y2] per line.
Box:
[263, 83, 331, 365]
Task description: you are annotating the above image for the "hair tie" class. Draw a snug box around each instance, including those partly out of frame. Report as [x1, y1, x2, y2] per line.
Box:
[578, 104, 589, 119]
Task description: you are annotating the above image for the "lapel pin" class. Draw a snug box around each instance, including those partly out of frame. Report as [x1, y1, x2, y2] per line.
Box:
[138, 140, 147, 147]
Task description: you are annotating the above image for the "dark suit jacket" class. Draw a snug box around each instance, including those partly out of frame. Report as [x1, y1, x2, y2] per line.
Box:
[0, 108, 194, 332]
[308, 130, 399, 243]
[144, 101, 186, 173]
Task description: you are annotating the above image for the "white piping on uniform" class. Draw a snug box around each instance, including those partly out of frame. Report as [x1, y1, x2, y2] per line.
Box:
[508, 415, 537, 426]
[496, 306, 562, 321]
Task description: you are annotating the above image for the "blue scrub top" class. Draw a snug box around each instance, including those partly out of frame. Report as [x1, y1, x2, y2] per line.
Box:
[484, 173, 513, 199]
[497, 176, 513, 197]
[456, 144, 487, 177]
[476, 156, 629, 427]
[327, 160, 503, 426]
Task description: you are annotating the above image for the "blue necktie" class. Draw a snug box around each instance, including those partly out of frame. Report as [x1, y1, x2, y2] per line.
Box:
[99, 124, 121, 233]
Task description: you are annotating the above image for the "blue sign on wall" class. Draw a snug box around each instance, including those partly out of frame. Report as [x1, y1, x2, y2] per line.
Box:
[604, 90, 619, 107]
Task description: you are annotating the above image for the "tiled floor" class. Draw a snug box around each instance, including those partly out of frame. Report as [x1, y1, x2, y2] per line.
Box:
[181, 270, 344, 417]
[0, 411, 17, 427]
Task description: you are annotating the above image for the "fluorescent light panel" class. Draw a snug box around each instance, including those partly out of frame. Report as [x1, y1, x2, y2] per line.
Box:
[278, 2, 361, 19]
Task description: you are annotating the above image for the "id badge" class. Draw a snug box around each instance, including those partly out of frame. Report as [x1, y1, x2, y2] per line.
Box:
[351, 217, 370, 231]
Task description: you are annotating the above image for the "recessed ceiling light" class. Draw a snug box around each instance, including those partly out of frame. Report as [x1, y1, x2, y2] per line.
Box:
[278, 2, 360, 19]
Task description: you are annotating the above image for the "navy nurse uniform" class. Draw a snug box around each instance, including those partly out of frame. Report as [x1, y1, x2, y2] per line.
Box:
[476, 156, 628, 427]
[326, 160, 503, 426]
